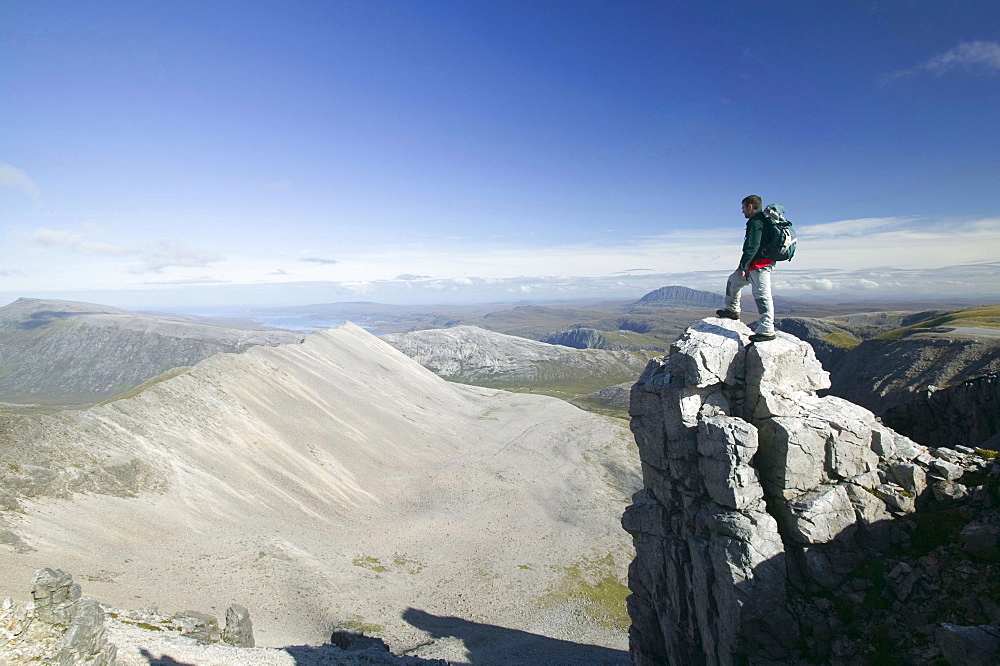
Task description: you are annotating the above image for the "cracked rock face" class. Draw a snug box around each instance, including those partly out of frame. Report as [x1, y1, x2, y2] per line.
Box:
[621, 318, 956, 665]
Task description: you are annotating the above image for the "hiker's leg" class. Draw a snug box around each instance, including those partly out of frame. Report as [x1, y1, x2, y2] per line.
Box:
[749, 266, 774, 335]
[724, 270, 749, 313]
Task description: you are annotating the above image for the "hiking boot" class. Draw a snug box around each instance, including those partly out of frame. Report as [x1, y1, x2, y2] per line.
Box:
[715, 309, 740, 320]
[749, 333, 776, 343]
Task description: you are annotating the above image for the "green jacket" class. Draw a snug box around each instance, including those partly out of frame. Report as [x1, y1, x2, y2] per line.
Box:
[738, 211, 776, 270]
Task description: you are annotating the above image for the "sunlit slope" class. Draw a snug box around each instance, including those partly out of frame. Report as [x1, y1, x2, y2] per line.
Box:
[875, 305, 1000, 339]
[0, 323, 639, 656]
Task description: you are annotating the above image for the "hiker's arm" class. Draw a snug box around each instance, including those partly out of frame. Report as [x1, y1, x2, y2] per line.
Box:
[738, 219, 763, 270]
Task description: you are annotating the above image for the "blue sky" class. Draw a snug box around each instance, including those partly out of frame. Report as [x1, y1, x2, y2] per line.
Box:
[1, 1, 999, 309]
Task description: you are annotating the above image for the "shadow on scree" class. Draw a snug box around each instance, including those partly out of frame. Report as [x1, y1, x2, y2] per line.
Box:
[381, 608, 628, 666]
[138, 609, 629, 665]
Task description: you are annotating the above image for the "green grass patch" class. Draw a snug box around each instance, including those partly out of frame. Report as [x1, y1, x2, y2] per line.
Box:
[976, 448, 998, 459]
[877, 305, 1000, 340]
[334, 615, 386, 634]
[595, 329, 669, 350]
[352, 556, 387, 573]
[392, 554, 425, 575]
[821, 331, 862, 349]
[352, 554, 424, 575]
[541, 552, 632, 631]
[506, 376, 629, 400]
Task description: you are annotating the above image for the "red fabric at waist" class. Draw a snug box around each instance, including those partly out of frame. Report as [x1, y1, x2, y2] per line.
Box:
[747, 258, 775, 271]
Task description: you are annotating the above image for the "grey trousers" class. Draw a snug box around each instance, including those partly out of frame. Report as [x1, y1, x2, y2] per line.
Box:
[724, 266, 774, 335]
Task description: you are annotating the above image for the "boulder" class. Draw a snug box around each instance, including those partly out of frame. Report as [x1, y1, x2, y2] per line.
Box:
[175, 611, 221, 644]
[961, 522, 1000, 561]
[222, 603, 255, 648]
[935, 623, 1000, 666]
[782, 484, 856, 544]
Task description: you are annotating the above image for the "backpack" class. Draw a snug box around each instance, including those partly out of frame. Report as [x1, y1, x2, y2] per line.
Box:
[762, 203, 797, 261]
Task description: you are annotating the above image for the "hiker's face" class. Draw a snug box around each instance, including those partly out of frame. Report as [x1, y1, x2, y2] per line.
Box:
[742, 202, 755, 218]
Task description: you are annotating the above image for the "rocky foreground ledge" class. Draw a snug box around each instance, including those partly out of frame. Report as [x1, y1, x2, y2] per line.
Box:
[0, 569, 444, 665]
[623, 318, 1000, 665]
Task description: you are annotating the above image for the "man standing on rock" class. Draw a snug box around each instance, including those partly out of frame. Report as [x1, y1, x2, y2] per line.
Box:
[716, 194, 776, 342]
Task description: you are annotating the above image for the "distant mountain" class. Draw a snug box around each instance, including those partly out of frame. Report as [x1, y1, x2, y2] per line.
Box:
[0, 298, 303, 407]
[0, 323, 639, 658]
[381, 325, 650, 392]
[628, 286, 724, 309]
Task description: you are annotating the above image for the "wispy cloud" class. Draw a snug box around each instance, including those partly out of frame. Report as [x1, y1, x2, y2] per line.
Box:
[202, 262, 1000, 306]
[32, 228, 133, 254]
[312, 263, 1000, 304]
[142, 277, 233, 285]
[797, 217, 913, 237]
[30, 228, 227, 277]
[299, 257, 338, 265]
[923, 41, 1000, 76]
[888, 41, 1000, 81]
[128, 240, 223, 274]
[0, 164, 40, 198]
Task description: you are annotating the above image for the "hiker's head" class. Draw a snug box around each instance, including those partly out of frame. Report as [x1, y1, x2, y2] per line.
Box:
[741, 195, 762, 218]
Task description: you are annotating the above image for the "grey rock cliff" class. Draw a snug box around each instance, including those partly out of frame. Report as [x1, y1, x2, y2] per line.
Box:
[883, 372, 1000, 450]
[542, 327, 613, 349]
[828, 334, 1000, 413]
[623, 318, 1000, 664]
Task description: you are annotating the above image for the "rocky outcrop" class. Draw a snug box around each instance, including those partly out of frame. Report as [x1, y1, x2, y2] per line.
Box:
[382, 325, 648, 388]
[0, 298, 304, 406]
[623, 318, 1000, 665]
[582, 382, 633, 410]
[0, 568, 121, 665]
[0, 568, 259, 664]
[2, 570, 448, 665]
[542, 327, 613, 349]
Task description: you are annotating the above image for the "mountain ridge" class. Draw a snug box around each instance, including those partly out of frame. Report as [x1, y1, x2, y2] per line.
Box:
[0, 298, 304, 406]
